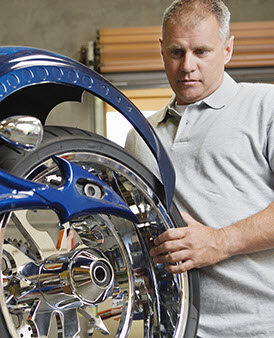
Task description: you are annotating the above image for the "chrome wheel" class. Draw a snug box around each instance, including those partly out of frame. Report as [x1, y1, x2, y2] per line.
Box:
[0, 127, 199, 337]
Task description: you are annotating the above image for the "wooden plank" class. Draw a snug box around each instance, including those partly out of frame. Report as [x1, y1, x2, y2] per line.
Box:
[230, 21, 274, 30]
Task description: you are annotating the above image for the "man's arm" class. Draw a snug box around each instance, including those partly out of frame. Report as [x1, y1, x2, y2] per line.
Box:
[149, 202, 274, 273]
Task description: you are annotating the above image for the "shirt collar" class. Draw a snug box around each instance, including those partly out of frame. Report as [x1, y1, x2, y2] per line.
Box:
[155, 95, 176, 123]
[202, 72, 238, 109]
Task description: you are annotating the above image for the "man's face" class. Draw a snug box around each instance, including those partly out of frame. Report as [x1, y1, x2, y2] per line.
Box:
[160, 14, 234, 105]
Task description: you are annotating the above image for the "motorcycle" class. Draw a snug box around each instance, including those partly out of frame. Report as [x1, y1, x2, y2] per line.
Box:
[0, 47, 199, 337]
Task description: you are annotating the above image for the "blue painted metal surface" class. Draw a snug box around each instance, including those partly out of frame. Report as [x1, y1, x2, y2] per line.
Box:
[0, 46, 175, 211]
[0, 156, 138, 224]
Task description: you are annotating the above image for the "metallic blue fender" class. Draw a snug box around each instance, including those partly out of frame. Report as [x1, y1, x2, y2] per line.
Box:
[0, 46, 175, 211]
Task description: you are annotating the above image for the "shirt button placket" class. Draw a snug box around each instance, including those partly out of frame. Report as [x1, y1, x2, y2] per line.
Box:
[174, 109, 190, 143]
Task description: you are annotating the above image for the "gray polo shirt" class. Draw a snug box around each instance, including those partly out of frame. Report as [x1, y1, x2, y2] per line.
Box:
[125, 73, 274, 337]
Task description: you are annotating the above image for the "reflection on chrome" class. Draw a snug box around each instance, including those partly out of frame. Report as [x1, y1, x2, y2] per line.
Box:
[0, 115, 43, 151]
[0, 152, 189, 337]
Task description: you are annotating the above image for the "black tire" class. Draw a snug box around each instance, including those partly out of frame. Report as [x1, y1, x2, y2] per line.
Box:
[0, 126, 199, 338]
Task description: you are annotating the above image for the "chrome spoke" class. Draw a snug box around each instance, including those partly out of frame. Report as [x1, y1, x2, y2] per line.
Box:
[62, 309, 80, 338]
[5, 211, 43, 262]
[34, 311, 52, 337]
[78, 306, 110, 335]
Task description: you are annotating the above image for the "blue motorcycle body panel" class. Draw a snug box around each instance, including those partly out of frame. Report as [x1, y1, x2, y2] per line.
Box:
[0, 46, 175, 211]
[0, 156, 139, 224]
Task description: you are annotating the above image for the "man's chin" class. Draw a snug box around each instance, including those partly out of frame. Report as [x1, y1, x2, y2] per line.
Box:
[176, 94, 202, 105]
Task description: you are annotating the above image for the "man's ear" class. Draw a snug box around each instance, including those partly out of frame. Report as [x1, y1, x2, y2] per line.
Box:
[224, 35, 234, 65]
[159, 38, 164, 61]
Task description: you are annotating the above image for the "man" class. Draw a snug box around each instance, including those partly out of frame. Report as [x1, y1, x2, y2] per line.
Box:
[125, 0, 274, 337]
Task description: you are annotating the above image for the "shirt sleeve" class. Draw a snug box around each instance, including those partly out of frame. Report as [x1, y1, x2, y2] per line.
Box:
[267, 115, 274, 173]
[124, 127, 136, 154]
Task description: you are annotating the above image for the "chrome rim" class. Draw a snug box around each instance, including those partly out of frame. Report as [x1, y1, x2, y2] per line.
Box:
[0, 151, 189, 337]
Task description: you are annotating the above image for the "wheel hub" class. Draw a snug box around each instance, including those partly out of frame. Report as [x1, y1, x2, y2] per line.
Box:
[19, 248, 114, 310]
[67, 249, 114, 304]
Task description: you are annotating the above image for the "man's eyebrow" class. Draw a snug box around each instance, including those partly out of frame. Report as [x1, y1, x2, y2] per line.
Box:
[195, 45, 214, 50]
[166, 44, 214, 51]
[166, 44, 184, 49]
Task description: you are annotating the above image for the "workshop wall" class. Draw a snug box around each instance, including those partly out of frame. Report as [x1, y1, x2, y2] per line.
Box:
[0, 0, 273, 130]
[0, 0, 273, 61]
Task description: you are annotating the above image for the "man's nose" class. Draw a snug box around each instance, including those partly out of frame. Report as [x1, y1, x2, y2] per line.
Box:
[180, 53, 196, 73]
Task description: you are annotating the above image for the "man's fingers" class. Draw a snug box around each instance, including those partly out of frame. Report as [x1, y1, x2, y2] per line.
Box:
[150, 237, 188, 257]
[153, 227, 187, 246]
[152, 249, 191, 264]
[165, 260, 195, 273]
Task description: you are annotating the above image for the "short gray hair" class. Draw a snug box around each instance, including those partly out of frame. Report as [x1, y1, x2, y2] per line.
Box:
[162, 0, 231, 43]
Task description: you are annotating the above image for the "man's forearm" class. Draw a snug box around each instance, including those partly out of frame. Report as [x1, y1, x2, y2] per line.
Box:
[221, 202, 274, 259]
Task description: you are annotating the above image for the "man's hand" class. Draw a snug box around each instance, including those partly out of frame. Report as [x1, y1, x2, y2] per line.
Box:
[149, 202, 274, 273]
[149, 211, 229, 273]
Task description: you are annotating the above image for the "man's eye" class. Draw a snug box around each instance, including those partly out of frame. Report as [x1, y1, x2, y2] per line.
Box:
[171, 49, 184, 56]
[195, 49, 207, 56]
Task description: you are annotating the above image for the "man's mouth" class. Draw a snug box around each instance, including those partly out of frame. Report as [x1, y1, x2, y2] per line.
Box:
[180, 79, 197, 83]
[178, 79, 198, 86]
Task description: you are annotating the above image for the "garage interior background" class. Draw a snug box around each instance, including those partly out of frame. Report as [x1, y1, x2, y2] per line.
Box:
[0, 0, 273, 139]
